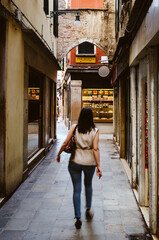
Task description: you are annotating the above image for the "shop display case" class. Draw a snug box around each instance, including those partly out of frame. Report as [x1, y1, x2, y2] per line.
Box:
[82, 89, 113, 123]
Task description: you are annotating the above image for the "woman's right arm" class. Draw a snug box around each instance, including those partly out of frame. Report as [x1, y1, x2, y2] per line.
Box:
[93, 131, 102, 179]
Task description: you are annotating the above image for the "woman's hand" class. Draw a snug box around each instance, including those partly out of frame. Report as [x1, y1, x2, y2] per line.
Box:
[56, 154, 60, 163]
[96, 166, 102, 179]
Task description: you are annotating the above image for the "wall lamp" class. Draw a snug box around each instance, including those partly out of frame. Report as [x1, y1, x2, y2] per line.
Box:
[50, 11, 81, 26]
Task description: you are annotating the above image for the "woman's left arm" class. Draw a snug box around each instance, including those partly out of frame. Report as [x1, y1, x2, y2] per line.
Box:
[56, 124, 76, 162]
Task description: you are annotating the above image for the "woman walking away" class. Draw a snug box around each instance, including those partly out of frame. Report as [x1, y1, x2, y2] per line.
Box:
[56, 107, 102, 229]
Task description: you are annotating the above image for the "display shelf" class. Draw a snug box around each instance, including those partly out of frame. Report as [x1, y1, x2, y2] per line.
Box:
[82, 89, 113, 123]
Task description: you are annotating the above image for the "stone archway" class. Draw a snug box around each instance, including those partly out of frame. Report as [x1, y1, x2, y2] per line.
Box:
[57, 7, 116, 61]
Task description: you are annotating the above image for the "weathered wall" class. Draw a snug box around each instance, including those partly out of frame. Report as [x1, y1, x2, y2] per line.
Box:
[57, 0, 116, 61]
[5, 19, 24, 195]
[2, 0, 57, 57]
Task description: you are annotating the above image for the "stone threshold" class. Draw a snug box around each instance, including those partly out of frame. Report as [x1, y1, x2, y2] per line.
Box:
[0, 198, 5, 207]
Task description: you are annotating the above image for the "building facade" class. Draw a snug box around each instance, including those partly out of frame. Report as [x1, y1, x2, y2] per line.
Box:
[113, 0, 159, 236]
[0, 0, 60, 200]
[58, 0, 116, 134]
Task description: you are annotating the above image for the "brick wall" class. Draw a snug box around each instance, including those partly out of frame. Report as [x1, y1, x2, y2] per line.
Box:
[57, 0, 116, 61]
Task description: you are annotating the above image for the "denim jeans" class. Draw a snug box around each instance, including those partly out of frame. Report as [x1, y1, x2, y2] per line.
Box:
[68, 161, 96, 218]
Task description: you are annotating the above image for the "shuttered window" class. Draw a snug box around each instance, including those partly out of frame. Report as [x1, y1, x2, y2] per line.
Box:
[44, 0, 49, 15]
[54, 0, 58, 37]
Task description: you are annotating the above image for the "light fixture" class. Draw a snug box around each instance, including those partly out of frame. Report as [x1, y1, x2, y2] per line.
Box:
[74, 12, 81, 26]
[50, 10, 81, 27]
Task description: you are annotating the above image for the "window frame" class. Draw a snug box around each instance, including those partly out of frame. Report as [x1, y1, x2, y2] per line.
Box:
[76, 43, 96, 56]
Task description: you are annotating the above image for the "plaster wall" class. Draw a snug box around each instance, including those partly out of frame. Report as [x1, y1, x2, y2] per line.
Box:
[130, 0, 159, 65]
[2, 0, 57, 56]
[5, 19, 24, 195]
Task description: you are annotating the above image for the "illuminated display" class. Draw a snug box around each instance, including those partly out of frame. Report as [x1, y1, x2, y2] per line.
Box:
[28, 88, 40, 100]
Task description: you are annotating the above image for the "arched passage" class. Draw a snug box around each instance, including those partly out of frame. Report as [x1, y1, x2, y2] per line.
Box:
[62, 40, 108, 64]
[57, 9, 116, 61]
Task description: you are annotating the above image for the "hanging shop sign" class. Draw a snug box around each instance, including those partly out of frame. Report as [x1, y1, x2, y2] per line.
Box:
[76, 57, 96, 63]
[98, 66, 110, 77]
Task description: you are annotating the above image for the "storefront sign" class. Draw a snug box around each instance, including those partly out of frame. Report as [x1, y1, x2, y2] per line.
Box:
[76, 57, 96, 63]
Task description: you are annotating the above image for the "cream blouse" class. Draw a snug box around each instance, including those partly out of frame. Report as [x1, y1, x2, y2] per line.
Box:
[70, 127, 98, 166]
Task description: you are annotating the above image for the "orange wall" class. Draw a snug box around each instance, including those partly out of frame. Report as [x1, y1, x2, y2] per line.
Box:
[68, 46, 106, 65]
[96, 47, 106, 64]
[71, 0, 104, 9]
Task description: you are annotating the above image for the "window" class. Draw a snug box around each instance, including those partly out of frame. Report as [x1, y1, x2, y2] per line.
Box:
[44, 0, 49, 15]
[77, 42, 95, 55]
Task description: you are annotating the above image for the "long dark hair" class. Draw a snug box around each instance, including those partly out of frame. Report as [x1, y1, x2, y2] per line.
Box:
[77, 107, 95, 133]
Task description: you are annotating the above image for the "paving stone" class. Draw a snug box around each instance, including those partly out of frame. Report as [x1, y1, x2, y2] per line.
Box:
[0, 209, 15, 218]
[0, 230, 25, 240]
[124, 226, 147, 235]
[79, 221, 105, 236]
[12, 210, 35, 219]
[104, 210, 121, 218]
[27, 220, 54, 233]
[104, 216, 123, 225]
[106, 232, 127, 240]
[23, 232, 51, 240]
[105, 224, 124, 233]
[0, 218, 9, 228]
[5, 218, 30, 230]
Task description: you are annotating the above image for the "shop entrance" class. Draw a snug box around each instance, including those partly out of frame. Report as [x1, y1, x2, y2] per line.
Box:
[28, 68, 43, 158]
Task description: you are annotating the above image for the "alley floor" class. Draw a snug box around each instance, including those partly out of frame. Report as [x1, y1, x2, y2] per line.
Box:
[0, 122, 152, 240]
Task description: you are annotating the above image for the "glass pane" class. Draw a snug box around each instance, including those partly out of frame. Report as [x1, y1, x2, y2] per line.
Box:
[28, 121, 39, 156]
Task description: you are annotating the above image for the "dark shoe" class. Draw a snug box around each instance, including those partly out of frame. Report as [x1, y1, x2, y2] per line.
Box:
[85, 209, 94, 221]
[75, 218, 82, 229]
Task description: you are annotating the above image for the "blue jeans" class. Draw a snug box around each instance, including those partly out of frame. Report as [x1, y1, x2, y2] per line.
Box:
[68, 161, 96, 218]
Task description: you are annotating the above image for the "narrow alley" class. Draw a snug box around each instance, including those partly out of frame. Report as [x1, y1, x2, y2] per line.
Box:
[0, 122, 151, 240]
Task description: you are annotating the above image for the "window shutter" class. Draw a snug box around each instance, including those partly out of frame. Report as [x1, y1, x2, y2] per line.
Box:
[44, 0, 49, 15]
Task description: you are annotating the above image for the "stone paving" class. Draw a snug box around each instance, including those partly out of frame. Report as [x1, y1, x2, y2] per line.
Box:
[0, 122, 150, 240]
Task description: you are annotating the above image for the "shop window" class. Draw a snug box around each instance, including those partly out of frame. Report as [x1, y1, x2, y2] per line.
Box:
[44, 0, 49, 15]
[82, 89, 113, 123]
